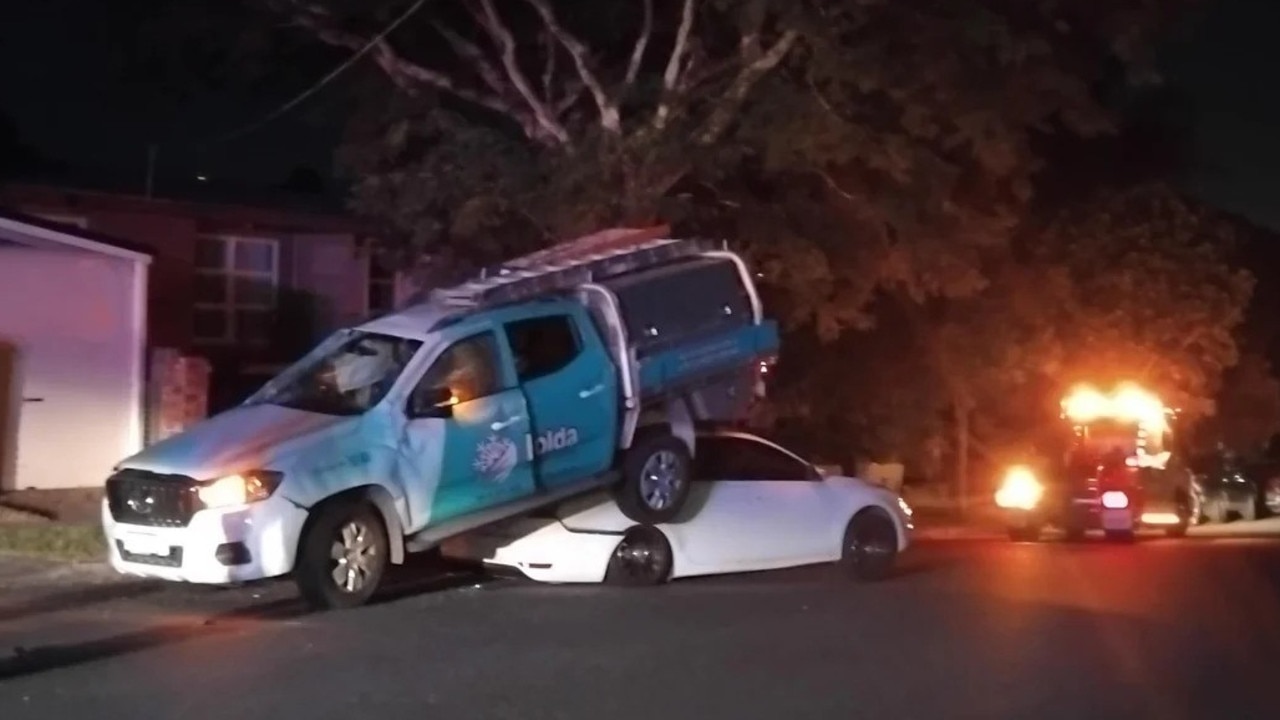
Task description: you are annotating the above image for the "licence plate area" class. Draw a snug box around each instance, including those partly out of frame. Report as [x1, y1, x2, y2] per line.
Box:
[1099, 509, 1134, 531]
[116, 531, 183, 567]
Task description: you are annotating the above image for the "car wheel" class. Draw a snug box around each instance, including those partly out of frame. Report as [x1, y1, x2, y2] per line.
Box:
[1008, 525, 1041, 542]
[840, 508, 899, 582]
[604, 526, 673, 586]
[613, 432, 692, 525]
[295, 499, 389, 611]
[1104, 530, 1135, 543]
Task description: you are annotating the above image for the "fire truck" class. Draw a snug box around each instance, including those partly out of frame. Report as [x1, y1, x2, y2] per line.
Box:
[994, 383, 1193, 542]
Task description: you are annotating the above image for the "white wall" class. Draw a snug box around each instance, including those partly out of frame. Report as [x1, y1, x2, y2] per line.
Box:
[0, 246, 144, 490]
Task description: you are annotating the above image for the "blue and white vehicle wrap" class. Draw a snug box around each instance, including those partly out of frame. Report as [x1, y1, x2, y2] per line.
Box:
[101, 242, 778, 587]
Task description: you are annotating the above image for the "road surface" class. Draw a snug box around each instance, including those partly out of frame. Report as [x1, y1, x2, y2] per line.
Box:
[1, 537, 1279, 720]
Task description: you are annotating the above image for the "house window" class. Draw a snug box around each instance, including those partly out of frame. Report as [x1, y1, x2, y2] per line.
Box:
[368, 254, 396, 316]
[192, 235, 279, 344]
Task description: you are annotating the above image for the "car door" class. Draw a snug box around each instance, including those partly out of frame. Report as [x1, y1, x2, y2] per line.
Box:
[400, 330, 535, 528]
[503, 309, 618, 490]
[672, 435, 833, 570]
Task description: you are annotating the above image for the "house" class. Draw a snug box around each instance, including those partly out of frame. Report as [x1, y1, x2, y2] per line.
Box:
[1, 182, 406, 411]
[0, 209, 152, 491]
[0, 182, 409, 490]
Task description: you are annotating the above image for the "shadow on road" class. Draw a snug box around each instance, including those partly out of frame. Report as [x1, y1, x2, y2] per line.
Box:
[0, 579, 166, 624]
[0, 561, 493, 682]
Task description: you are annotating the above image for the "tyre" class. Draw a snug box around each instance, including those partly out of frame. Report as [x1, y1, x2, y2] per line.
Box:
[604, 526, 673, 586]
[295, 499, 389, 611]
[1104, 530, 1135, 543]
[1007, 525, 1041, 542]
[613, 432, 692, 525]
[839, 508, 899, 582]
[1063, 523, 1086, 543]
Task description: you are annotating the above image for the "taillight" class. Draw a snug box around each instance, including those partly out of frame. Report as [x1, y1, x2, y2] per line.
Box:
[1101, 490, 1130, 509]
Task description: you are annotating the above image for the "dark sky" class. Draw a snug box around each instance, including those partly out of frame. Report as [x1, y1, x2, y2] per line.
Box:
[0, 0, 346, 198]
[1, 0, 1278, 227]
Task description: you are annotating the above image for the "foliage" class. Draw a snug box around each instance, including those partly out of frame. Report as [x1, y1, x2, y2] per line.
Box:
[266, 0, 1251, 490]
[269, 0, 1193, 300]
[1194, 352, 1280, 455]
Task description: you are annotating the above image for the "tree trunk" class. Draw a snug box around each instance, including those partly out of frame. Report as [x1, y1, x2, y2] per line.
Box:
[954, 401, 972, 518]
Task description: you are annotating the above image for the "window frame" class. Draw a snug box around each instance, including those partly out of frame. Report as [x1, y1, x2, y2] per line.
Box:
[503, 313, 583, 382]
[192, 234, 280, 345]
[694, 434, 818, 482]
[406, 331, 507, 415]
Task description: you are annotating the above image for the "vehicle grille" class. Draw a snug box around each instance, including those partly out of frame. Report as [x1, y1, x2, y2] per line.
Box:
[106, 469, 200, 528]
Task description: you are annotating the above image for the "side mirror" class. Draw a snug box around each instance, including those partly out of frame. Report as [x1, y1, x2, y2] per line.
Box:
[409, 386, 457, 419]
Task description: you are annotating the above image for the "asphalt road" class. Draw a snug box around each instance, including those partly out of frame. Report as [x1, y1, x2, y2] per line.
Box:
[1, 537, 1279, 720]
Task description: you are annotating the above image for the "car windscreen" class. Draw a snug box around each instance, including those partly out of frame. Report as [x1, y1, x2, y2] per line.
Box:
[245, 330, 423, 416]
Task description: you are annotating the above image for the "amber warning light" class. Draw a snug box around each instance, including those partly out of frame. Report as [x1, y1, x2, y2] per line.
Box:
[1061, 382, 1171, 431]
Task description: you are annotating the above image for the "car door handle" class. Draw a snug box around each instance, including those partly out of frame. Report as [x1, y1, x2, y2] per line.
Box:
[491, 416, 523, 431]
[578, 383, 605, 399]
[23, 397, 44, 403]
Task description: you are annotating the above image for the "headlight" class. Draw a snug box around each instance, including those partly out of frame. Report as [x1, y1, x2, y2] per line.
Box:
[196, 470, 284, 509]
[897, 496, 914, 517]
[994, 465, 1043, 510]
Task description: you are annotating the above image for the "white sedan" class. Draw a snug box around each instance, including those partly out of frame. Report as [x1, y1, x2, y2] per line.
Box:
[440, 430, 914, 585]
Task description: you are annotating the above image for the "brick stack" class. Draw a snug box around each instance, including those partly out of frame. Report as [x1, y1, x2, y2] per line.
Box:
[146, 348, 211, 445]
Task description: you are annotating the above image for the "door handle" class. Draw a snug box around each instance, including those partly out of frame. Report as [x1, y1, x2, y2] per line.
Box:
[22, 397, 44, 403]
[491, 416, 523, 431]
[578, 383, 605, 399]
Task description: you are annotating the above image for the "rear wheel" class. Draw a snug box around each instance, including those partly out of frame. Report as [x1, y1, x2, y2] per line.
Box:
[295, 500, 389, 611]
[839, 509, 899, 582]
[613, 432, 692, 525]
[1104, 529, 1135, 543]
[604, 526, 673, 586]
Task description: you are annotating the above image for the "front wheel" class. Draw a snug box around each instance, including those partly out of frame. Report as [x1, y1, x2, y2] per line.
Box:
[1007, 525, 1042, 542]
[604, 526, 673, 586]
[295, 500, 389, 611]
[839, 509, 899, 582]
[613, 432, 692, 525]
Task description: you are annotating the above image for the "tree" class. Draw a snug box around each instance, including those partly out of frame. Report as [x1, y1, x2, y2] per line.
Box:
[269, 0, 1192, 310]
[1193, 353, 1280, 455]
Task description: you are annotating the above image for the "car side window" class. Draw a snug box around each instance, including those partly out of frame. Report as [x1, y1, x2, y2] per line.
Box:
[504, 315, 580, 382]
[694, 436, 813, 481]
[410, 332, 503, 409]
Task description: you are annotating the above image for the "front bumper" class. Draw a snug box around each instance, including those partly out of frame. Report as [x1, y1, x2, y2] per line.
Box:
[440, 517, 624, 584]
[102, 494, 308, 585]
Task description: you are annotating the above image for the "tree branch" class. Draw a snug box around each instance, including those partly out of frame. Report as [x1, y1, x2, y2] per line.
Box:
[473, 0, 571, 145]
[622, 0, 654, 96]
[653, 0, 696, 130]
[521, 0, 621, 133]
[541, 26, 557, 103]
[430, 21, 508, 98]
[289, 7, 526, 126]
[697, 29, 800, 144]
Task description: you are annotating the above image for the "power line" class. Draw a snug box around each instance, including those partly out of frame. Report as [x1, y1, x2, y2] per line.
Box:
[197, 0, 431, 148]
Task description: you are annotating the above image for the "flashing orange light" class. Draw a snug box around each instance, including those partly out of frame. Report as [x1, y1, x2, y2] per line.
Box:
[1061, 382, 1170, 431]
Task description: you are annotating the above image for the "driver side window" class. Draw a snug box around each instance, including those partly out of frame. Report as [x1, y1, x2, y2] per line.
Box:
[410, 333, 503, 410]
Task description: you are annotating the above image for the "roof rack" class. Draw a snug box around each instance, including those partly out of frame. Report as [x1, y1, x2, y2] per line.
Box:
[436, 227, 716, 308]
